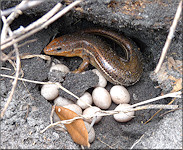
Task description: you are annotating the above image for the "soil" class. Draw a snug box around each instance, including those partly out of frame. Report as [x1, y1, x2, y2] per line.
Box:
[1, 0, 182, 149]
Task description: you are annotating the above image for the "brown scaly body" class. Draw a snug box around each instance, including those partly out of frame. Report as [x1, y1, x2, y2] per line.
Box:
[44, 29, 143, 86]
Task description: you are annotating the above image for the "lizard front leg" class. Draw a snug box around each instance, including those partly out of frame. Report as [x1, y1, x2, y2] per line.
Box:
[72, 55, 90, 73]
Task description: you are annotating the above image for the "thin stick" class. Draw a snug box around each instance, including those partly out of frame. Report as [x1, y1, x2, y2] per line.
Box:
[132, 104, 178, 111]
[1, 74, 180, 130]
[0, 67, 11, 71]
[1, 20, 21, 118]
[1, 0, 82, 50]
[50, 104, 56, 124]
[40, 103, 179, 133]
[93, 103, 178, 118]
[0, 74, 50, 84]
[1, 39, 38, 62]
[1, 73, 181, 108]
[17, 39, 37, 48]
[0, 73, 84, 102]
[0, 74, 83, 117]
[159, 108, 182, 117]
[1, 16, 9, 41]
[144, 97, 177, 124]
[1, 3, 62, 46]
[1, 51, 15, 61]
[40, 116, 83, 133]
[5, 0, 26, 25]
[130, 134, 145, 149]
[10, 54, 51, 61]
[1, 0, 43, 16]
[56, 83, 92, 108]
[97, 137, 114, 149]
[2, 72, 181, 110]
[1, 1, 25, 41]
[129, 91, 181, 108]
[88, 116, 97, 132]
[154, 0, 182, 73]
[0, 73, 92, 108]
[1, 53, 16, 71]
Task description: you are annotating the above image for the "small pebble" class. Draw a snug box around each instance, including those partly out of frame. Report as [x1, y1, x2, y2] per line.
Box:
[113, 104, 134, 122]
[54, 96, 74, 106]
[83, 106, 102, 124]
[52, 132, 60, 140]
[50, 64, 70, 73]
[63, 104, 82, 115]
[92, 87, 111, 109]
[84, 121, 95, 143]
[41, 83, 59, 100]
[92, 69, 107, 87]
[76, 92, 93, 109]
[110, 85, 130, 104]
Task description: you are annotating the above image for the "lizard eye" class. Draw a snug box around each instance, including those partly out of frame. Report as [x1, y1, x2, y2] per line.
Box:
[56, 47, 62, 51]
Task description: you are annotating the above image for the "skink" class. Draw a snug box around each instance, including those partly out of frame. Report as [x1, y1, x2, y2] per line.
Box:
[44, 29, 143, 86]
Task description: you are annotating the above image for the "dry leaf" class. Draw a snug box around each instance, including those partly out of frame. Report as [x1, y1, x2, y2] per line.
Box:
[172, 78, 182, 92]
[150, 57, 182, 92]
[55, 106, 90, 147]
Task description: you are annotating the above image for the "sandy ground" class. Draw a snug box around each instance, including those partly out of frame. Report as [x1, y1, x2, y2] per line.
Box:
[1, 0, 182, 149]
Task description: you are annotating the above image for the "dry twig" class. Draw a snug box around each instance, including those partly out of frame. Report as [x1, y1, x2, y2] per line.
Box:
[1, 74, 180, 109]
[10, 54, 51, 61]
[97, 137, 114, 149]
[1, 19, 21, 118]
[0, 0, 83, 118]
[130, 134, 145, 149]
[144, 96, 177, 124]
[40, 91, 180, 133]
[0, 67, 11, 71]
[0, 73, 180, 132]
[1, 0, 43, 16]
[0, 73, 93, 108]
[1, 3, 62, 49]
[1, 3, 62, 47]
[1, 0, 82, 50]
[1, 1, 25, 41]
[154, 0, 182, 73]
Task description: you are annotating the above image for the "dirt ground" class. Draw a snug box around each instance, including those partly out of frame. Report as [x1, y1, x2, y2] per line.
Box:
[1, 0, 182, 149]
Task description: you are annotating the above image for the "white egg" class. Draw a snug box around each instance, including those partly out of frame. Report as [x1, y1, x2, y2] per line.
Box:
[84, 121, 95, 143]
[54, 96, 74, 106]
[92, 69, 107, 87]
[50, 64, 70, 73]
[53, 112, 61, 122]
[113, 104, 134, 122]
[83, 106, 102, 124]
[110, 85, 130, 104]
[92, 87, 111, 109]
[63, 104, 82, 115]
[53, 112, 66, 132]
[41, 83, 59, 100]
[76, 92, 93, 109]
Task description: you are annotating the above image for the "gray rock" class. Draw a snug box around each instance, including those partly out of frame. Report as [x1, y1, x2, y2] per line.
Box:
[59, 71, 99, 101]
